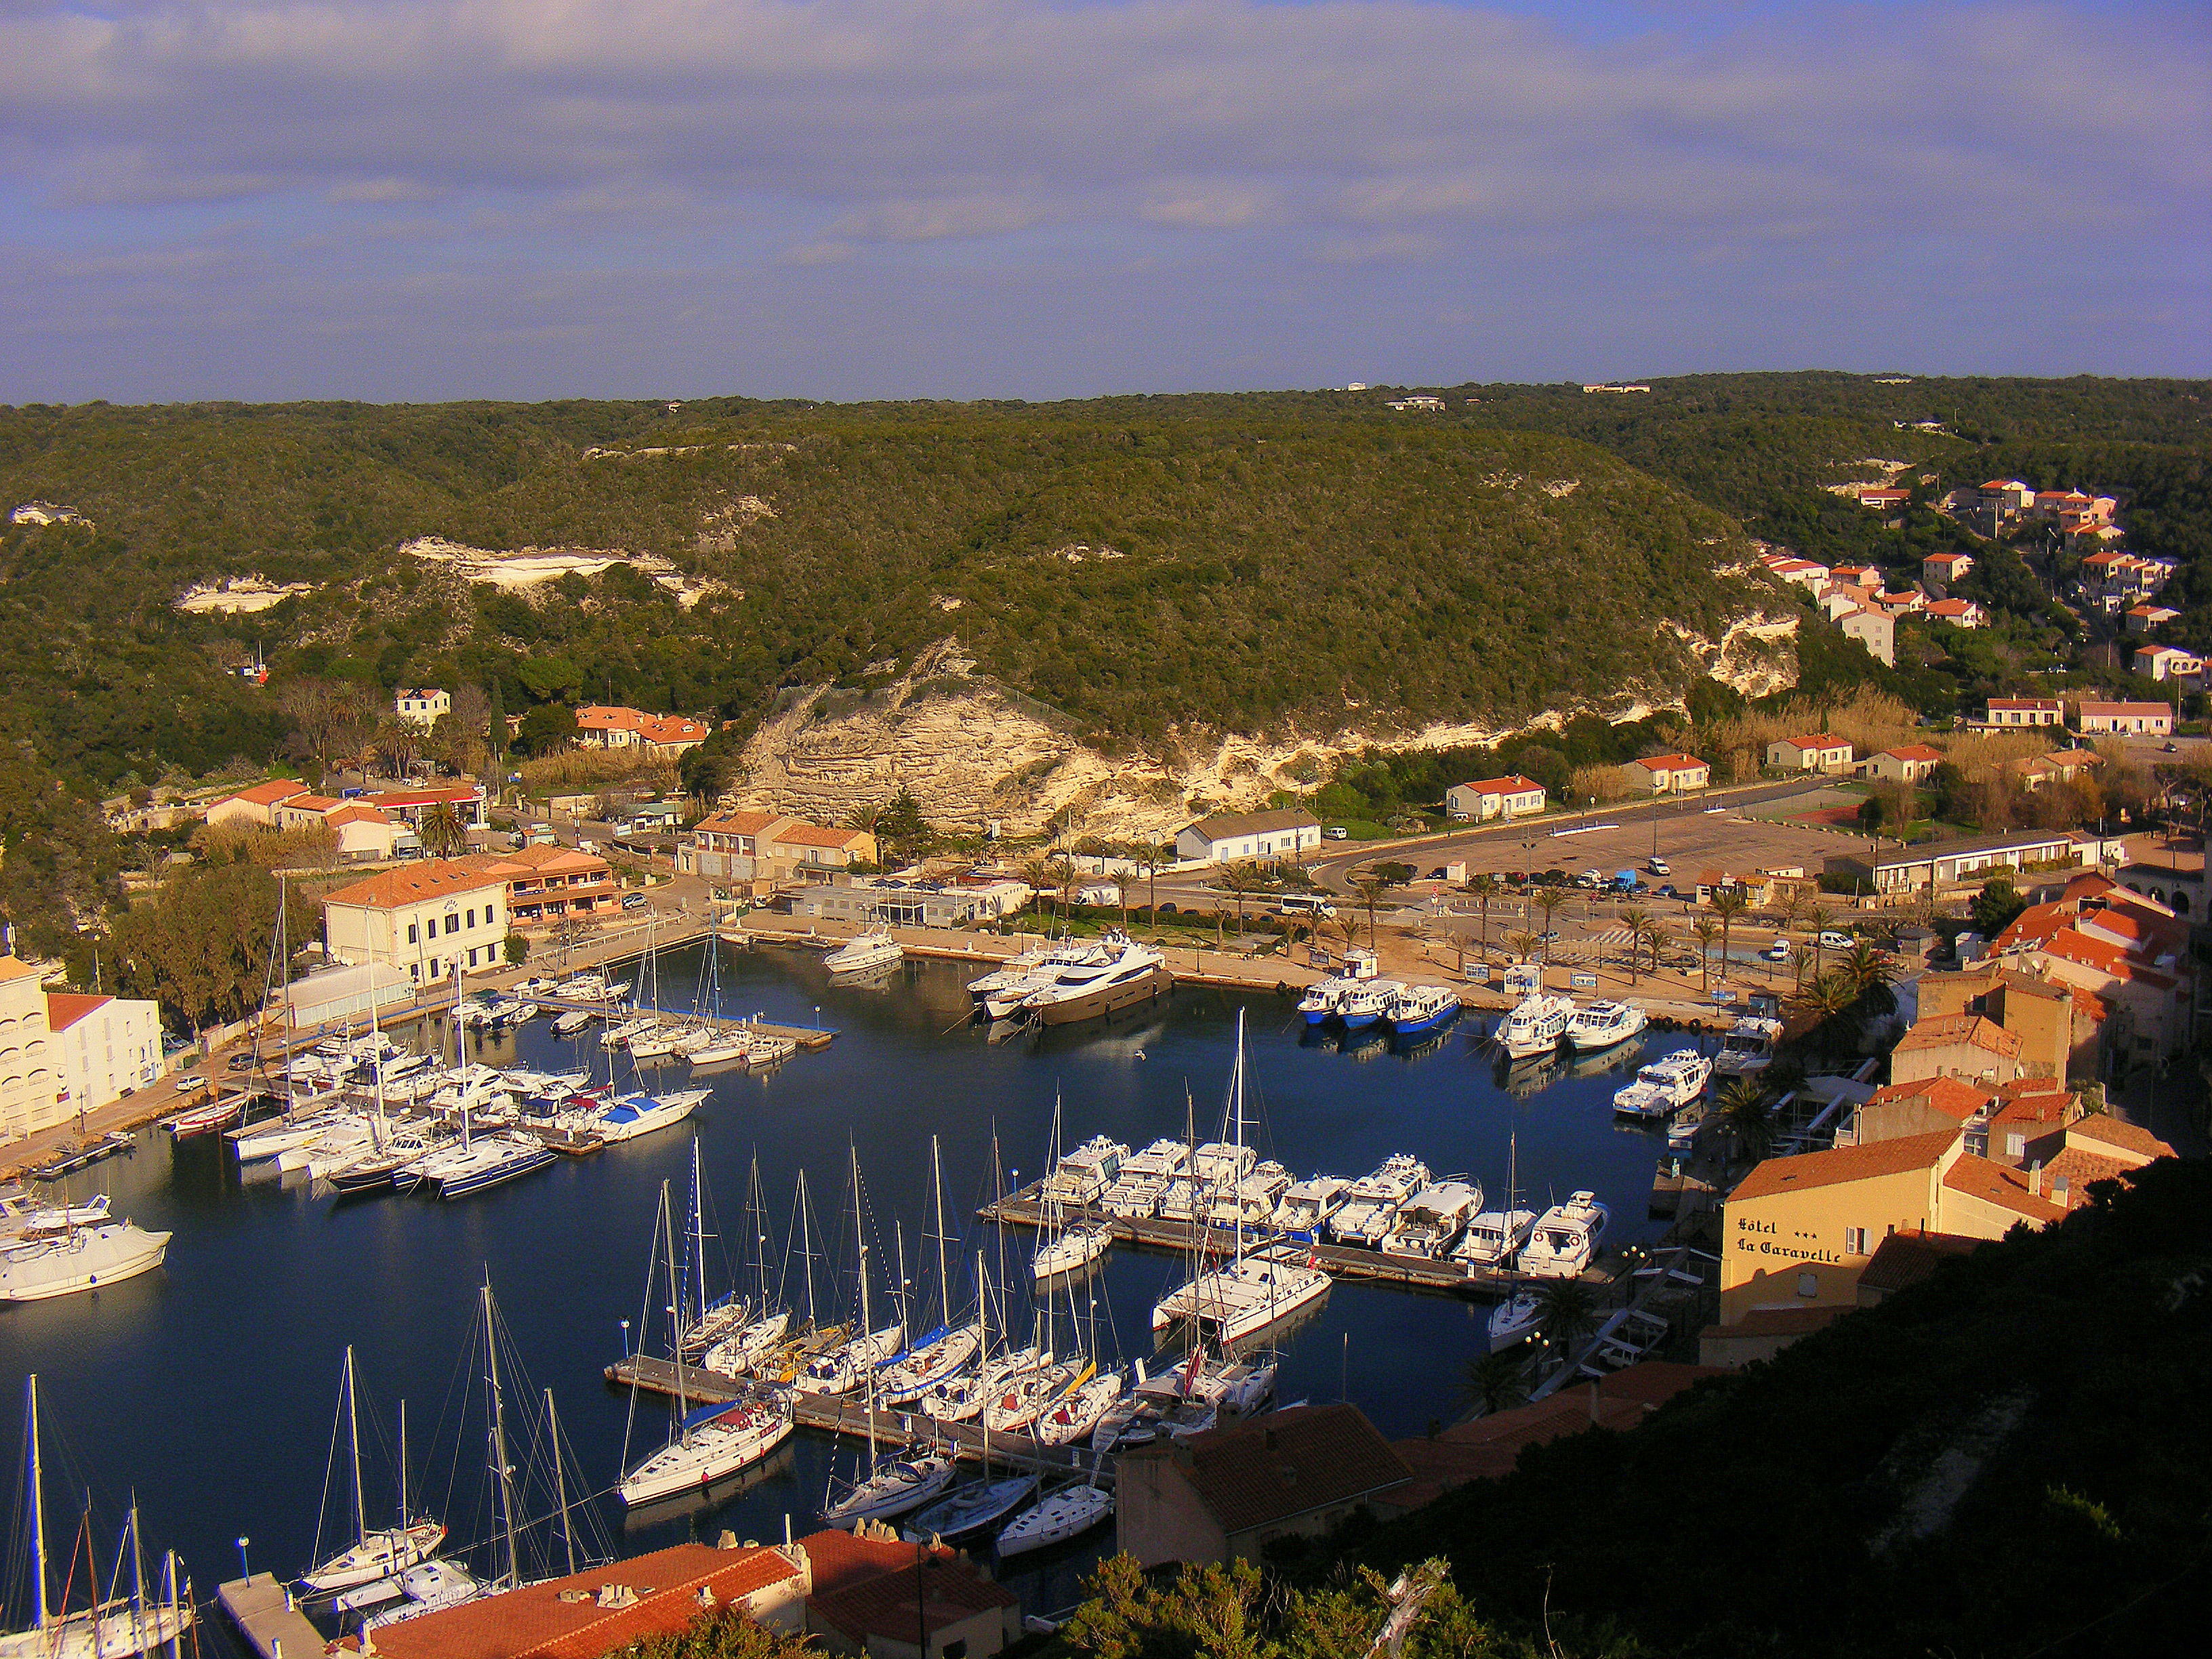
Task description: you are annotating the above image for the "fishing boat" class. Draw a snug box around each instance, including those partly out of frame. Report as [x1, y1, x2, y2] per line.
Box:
[1498, 992, 1575, 1059]
[997, 1478, 1113, 1557]
[0, 1220, 170, 1301]
[1336, 979, 1405, 1031]
[1612, 1050, 1713, 1121]
[1565, 1000, 1649, 1051]
[298, 1352, 445, 1595]
[825, 930, 903, 975]
[1328, 1154, 1431, 1247]
[1, 1378, 192, 1659]
[1385, 984, 1462, 1037]
[1378, 1180, 1483, 1259]
[1712, 1015, 1786, 1078]
[1519, 1191, 1610, 1279]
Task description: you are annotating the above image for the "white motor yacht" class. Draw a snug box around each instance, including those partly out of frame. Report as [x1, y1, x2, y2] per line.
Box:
[1206, 1162, 1290, 1231]
[1041, 1136, 1130, 1205]
[825, 930, 903, 975]
[1613, 1049, 1713, 1121]
[1102, 1139, 1189, 1217]
[1565, 1000, 1649, 1050]
[1189, 1140, 1256, 1189]
[1328, 1155, 1430, 1246]
[1273, 1175, 1349, 1237]
[1498, 993, 1576, 1059]
[1379, 1180, 1483, 1258]
[1451, 1208, 1538, 1271]
[0, 1221, 170, 1300]
[588, 1090, 708, 1144]
[1713, 1015, 1786, 1078]
[1519, 1191, 1610, 1278]
[1016, 935, 1172, 1026]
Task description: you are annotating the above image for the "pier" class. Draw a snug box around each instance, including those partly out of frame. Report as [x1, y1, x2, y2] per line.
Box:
[218, 1574, 325, 1659]
[978, 1185, 1560, 1299]
[602, 1355, 1109, 1482]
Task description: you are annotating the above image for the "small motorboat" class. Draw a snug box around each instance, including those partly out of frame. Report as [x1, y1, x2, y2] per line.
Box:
[905, 1475, 1039, 1542]
[997, 1479, 1113, 1557]
[824, 930, 903, 976]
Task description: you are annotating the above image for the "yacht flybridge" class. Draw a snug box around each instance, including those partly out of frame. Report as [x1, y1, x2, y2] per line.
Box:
[1713, 1015, 1786, 1078]
[1519, 1191, 1610, 1278]
[1612, 1050, 1713, 1121]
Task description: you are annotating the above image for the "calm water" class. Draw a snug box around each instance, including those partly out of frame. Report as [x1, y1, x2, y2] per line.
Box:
[0, 942, 1684, 1627]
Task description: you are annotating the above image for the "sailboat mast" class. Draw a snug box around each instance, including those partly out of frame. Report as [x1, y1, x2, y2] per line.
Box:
[26, 1376, 48, 1629]
[546, 1389, 577, 1580]
[797, 1170, 818, 1328]
[660, 1182, 691, 1429]
[1231, 1010, 1246, 1268]
[346, 1346, 367, 1547]
[128, 1494, 150, 1655]
[163, 1551, 181, 1659]
[690, 1136, 707, 1331]
[398, 1399, 410, 1524]
[975, 1250, 991, 1473]
[853, 1144, 875, 1467]
[481, 1280, 520, 1591]
[930, 1135, 950, 1326]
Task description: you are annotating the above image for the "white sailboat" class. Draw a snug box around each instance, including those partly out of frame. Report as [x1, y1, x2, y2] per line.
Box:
[905, 1250, 1038, 1542]
[298, 1356, 445, 1595]
[0, 1219, 170, 1302]
[878, 1141, 983, 1404]
[1, 1378, 192, 1659]
[997, 1471, 1114, 1557]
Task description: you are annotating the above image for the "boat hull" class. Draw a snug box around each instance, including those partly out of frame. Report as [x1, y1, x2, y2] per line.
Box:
[1028, 964, 1172, 1027]
[0, 1225, 170, 1301]
[1389, 1003, 1460, 1037]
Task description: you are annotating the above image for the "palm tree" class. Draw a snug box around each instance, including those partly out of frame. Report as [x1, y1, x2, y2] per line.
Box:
[1691, 918, 1722, 994]
[1788, 942, 1815, 994]
[1709, 887, 1750, 981]
[1534, 1279, 1598, 1350]
[1841, 940, 1898, 1013]
[1466, 872, 1500, 962]
[1331, 912, 1364, 961]
[1114, 872, 1136, 933]
[1533, 887, 1566, 961]
[1641, 921, 1673, 979]
[1620, 906, 1652, 983]
[1053, 857, 1082, 924]
[1796, 968, 1862, 1057]
[1806, 903, 1837, 977]
[1216, 865, 1257, 938]
[1460, 1351, 1529, 1416]
[1350, 869, 1397, 949]
[419, 800, 467, 858]
[1020, 855, 1059, 928]
[1505, 930, 1541, 964]
[1714, 1078, 1778, 1164]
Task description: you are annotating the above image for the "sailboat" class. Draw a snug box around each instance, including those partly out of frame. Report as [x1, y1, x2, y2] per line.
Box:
[702, 1160, 792, 1376]
[298, 1351, 446, 1595]
[875, 1139, 983, 1404]
[1, 1378, 192, 1659]
[903, 1251, 1038, 1543]
[800, 1149, 904, 1394]
[997, 1464, 1114, 1557]
[618, 1185, 794, 1506]
[1031, 1097, 1113, 1282]
[1149, 1010, 1331, 1347]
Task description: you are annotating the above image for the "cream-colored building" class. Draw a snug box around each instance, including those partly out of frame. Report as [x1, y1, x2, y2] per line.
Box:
[0, 958, 64, 1145]
[322, 861, 510, 984]
[205, 778, 312, 829]
[46, 993, 164, 1118]
[394, 688, 450, 729]
[1766, 733, 1856, 774]
[1443, 774, 1546, 822]
[1625, 753, 1711, 794]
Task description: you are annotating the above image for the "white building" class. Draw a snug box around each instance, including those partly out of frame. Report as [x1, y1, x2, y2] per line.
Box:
[1443, 775, 1547, 823]
[2075, 701, 2173, 736]
[1174, 809, 1323, 865]
[1766, 735, 1857, 775]
[323, 861, 510, 984]
[2133, 645, 2204, 687]
[0, 958, 63, 1145]
[1983, 699, 2062, 729]
[1839, 606, 1897, 666]
[47, 992, 164, 1118]
[395, 688, 451, 729]
[1624, 754, 1712, 794]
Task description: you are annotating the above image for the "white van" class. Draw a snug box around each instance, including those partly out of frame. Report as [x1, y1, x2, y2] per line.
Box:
[1277, 893, 1338, 920]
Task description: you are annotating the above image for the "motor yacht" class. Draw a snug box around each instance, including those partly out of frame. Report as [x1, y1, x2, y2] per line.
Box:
[1328, 1155, 1431, 1247]
[1296, 974, 1361, 1025]
[1385, 984, 1462, 1036]
[1379, 1180, 1483, 1258]
[825, 930, 904, 975]
[1612, 1050, 1713, 1121]
[1015, 935, 1172, 1027]
[1042, 1135, 1130, 1206]
[1712, 1015, 1786, 1078]
[1451, 1207, 1538, 1271]
[1498, 993, 1575, 1059]
[1519, 1191, 1610, 1278]
[1273, 1175, 1349, 1237]
[1565, 1000, 1649, 1051]
[1206, 1162, 1290, 1231]
[1101, 1139, 1189, 1218]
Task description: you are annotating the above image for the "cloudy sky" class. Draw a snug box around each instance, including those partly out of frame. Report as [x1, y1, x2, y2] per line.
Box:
[3, 1, 2206, 403]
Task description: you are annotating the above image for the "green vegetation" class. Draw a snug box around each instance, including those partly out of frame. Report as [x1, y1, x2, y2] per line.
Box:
[1049, 1157, 2212, 1658]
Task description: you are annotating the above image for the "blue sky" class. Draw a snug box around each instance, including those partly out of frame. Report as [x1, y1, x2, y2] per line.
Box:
[1, 1, 2205, 403]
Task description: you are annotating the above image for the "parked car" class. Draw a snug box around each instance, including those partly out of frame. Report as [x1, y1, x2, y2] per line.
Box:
[173, 1073, 210, 1098]
[621, 892, 650, 911]
[226, 1052, 256, 1073]
[1537, 930, 1561, 945]
[1817, 930, 1855, 951]
[1764, 940, 1792, 962]
[1324, 826, 1351, 841]
[1646, 857, 1671, 876]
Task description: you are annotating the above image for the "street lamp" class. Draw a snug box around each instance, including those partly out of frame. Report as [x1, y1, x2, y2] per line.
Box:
[237, 1537, 251, 1582]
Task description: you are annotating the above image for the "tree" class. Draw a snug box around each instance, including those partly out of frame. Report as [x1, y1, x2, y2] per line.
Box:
[1715, 1078, 1778, 1163]
[1972, 876, 2029, 936]
[1806, 903, 1837, 977]
[1709, 886, 1750, 979]
[370, 716, 425, 779]
[1504, 930, 1540, 962]
[679, 741, 733, 804]
[1692, 916, 1722, 994]
[1351, 866, 1403, 949]
[1020, 855, 1059, 926]
[1465, 872, 1500, 961]
[1535, 1278, 1598, 1349]
[109, 862, 315, 1040]
[503, 932, 530, 966]
[514, 704, 579, 756]
[419, 800, 468, 857]
[1216, 865, 1262, 937]
[1114, 872, 1136, 933]
[1840, 939, 1900, 1014]
[1796, 968, 1862, 1055]
[516, 655, 585, 703]
[1620, 905, 1652, 983]
[1460, 1350, 1528, 1416]
[876, 790, 930, 865]
[1533, 886, 1566, 960]
[1641, 919, 1673, 978]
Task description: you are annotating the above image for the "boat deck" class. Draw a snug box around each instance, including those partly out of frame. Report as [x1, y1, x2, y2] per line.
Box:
[218, 1573, 324, 1659]
[601, 1355, 1110, 1482]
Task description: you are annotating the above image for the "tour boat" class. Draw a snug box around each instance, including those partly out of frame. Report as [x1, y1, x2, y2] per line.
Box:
[1296, 974, 1361, 1025]
[1612, 1050, 1713, 1121]
[1519, 1191, 1610, 1279]
[1385, 984, 1462, 1037]
[0, 1221, 170, 1301]
[825, 930, 903, 975]
[1712, 1015, 1786, 1078]
[1272, 1175, 1349, 1238]
[1451, 1207, 1538, 1271]
[1336, 979, 1405, 1031]
[1328, 1155, 1431, 1247]
[997, 1480, 1113, 1557]
[1379, 1180, 1483, 1259]
[1498, 993, 1575, 1059]
[1565, 1000, 1649, 1051]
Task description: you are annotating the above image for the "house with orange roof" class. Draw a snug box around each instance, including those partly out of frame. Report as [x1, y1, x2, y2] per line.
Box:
[452, 845, 616, 925]
[1981, 697, 2062, 729]
[1914, 961, 2110, 1083]
[203, 777, 314, 829]
[1992, 884, 2193, 1061]
[1857, 743, 1943, 785]
[1624, 753, 1711, 794]
[323, 859, 512, 984]
[574, 705, 711, 757]
[1922, 550, 1973, 585]
[271, 793, 405, 860]
[1443, 774, 1546, 823]
[2133, 644, 2205, 688]
[804, 1525, 1022, 1659]
[2124, 603, 2181, 636]
[1889, 1013, 2026, 1087]
[394, 687, 449, 729]
[1765, 734, 1856, 775]
[1837, 603, 1898, 665]
[680, 813, 879, 884]
[1837, 1076, 1994, 1148]
[2076, 699, 2173, 736]
[1923, 596, 1987, 628]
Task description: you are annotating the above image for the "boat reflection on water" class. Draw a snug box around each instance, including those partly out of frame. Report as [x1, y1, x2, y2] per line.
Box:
[1389, 1027, 1455, 1063]
[1494, 1048, 1569, 1099]
[1568, 1042, 1646, 1081]
[619, 1443, 798, 1531]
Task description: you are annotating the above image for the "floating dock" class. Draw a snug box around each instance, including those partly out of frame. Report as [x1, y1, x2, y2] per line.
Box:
[602, 1355, 1108, 1482]
[979, 1185, 1556, 1298]
[218, 1574, 325, 1659]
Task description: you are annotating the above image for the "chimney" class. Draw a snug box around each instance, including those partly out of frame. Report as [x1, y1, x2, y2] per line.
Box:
[2054, 1174, 2071, 1204]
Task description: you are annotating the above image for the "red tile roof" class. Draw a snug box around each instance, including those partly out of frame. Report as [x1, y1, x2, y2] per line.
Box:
[1633, 753, 1708, 772]
[1894, 1014, 2022, 1059]
[1729, 1131, 1959, 1203]
[2077, 701, 2171, 717]
[323, 859, 509, 909]
[1460, 775, 1544, 796]
[1942, 1153, 2070, 1223]
[1780, 733, 1851, 750]
[2064, 1115, 2175, 1163]
[803, 1530, 1015, 1643]
[775, 823, 869, 850]
[695, 811, 784, 836]
[324, 803, 393, 827]
[1879, 745, 1943, 763]
[43, 993, 112, 1032]
[359, 1541, 806, 1659]
[1862, 1077, 1994, 1122]
[219, 779, 312, 807]
[1130, 1403, 1411, 1534]
[1858, 1230, 1985, 1295]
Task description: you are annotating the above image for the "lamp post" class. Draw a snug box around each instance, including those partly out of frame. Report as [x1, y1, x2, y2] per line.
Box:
[237, 1537, 251, 1582]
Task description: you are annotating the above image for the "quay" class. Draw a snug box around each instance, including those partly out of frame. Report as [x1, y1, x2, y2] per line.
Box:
[977, 1185, 1567, 1300]
[217, 1573, 324, 1659]
[602, 1355, 1108, 1483]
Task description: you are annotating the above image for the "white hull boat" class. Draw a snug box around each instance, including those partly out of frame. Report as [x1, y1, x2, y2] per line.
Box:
[0, 1223, 169, 1301]
[620, 1399, 795, 1505]
[300, 1521, 447, 1595]
[825, 931, 904, 975]
[1033, 1370, 1127, 1448]
[821, 1453, 957, 1526]
[1152, 1253, 1330, 1345]
[1379, 1181, 1483, 1259]
[905, 1475, 1038, 1542]
[1488, 1288, 1543, 1347]
[1451, 1208, 1538, 1272]
[982, 1359, 1084, 1434]
[1498, 993, 1575, 1059]
[1520, 1191, 1610, 1279]
[998, 1482, 1113, 1556]
[593, 1090, 708, 1144]
[0, 1602, 191, 1659]
[1565, 1000, 1649, 1051]
[876, 1322, 983, 1405]
[1613, 1050, 1713, 1121]
[703, 1310, 792, 1378]
[361, 1560, 484, 1629]
[802, 1323, 907, 1395]
[1033, 1219, 1113, 1281]
[1328, 1155, 1430, 1247]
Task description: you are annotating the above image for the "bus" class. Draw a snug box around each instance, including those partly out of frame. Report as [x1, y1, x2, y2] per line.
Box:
[1275, 893, 1338, 920]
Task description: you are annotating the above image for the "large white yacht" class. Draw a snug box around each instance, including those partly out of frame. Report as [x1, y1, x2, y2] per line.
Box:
[1612, 1050, 1713, 1121]
[1565, 1000, 1649, 1050]
[1273, 1175, 1350, 1237]
[1451, 1206, 1538, 1271]
[1519, 1192, 1610, 1279]
[1498, 993, 1576, 1059]
[1041, 1136, 1130, 1206]
[1101, 1139, 1189, 1217]
[1328, 1154, 1431, 1246]
[1016, 935, 1172, 1026]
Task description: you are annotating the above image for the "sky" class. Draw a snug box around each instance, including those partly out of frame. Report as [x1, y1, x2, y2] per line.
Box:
[1, 0, 2207, 404]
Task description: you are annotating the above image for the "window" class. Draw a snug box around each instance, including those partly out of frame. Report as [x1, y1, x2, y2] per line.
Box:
[2005, 1132, 2026, 1158]
[445, 915, 459, 936]
[1795, 1272, 1818, 1298]
[466, 908, 476, 929]
[407, 923, 418, 944]
[1844, 1227, 1868, 1256]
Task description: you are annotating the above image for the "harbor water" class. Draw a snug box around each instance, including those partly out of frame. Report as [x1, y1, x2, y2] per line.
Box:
[0, 940, 1687, 1628]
